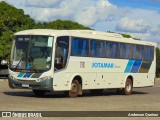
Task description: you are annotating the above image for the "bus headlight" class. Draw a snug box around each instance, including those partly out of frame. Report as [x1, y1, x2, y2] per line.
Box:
[36, 76, 52, 82]
[9, 75, 16, 81]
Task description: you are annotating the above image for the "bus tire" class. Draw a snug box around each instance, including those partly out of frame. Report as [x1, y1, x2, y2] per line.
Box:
[122, 78, 133, 95]
[68, 80, 80, 98]
[90, 89, 104, 95]
[32, 90, 46, 96]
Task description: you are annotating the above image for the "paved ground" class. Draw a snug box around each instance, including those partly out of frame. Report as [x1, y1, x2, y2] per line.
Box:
[0, 79, 160, 120]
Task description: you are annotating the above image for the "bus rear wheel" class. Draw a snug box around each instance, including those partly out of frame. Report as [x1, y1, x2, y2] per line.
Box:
[68, 80, 80, 98]
[122, 78, 133, 95]
[32, 90, 46, 96]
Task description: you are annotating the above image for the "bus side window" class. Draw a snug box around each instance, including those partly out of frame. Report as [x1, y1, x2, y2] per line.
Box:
[133, 45, 144, 60]
[112, 42, 118, 58]
[139, 45, 144, 59]
[55, 36, 69, 70]
[120, 43, 132, 59]
[71, 38, 89, 57]
[133, 45, 137, 59]
[120, 43, 125, 58]
[106, 42, 118, 58]
[125, 44, 132, 59]
[106, 42, 112, 58]
[145, 46, 154, 61]
[90, 40, 104, 57]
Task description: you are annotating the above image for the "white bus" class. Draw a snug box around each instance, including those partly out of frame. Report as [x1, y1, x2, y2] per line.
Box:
[8, 29, 156, 97]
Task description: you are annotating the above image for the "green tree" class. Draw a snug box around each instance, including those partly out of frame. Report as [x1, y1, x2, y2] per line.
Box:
[34, 19, 91, 30]
[0, 1, 34, 59]
[121, 33, 140, 40]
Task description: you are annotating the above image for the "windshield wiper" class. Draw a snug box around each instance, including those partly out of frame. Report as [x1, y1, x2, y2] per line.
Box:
[15, 59, 22, 70]
[14, 51, 39, 73]
[14, 50, 27, 70]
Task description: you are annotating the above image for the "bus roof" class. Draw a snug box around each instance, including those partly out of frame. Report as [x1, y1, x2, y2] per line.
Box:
[14, 29, 157, 47]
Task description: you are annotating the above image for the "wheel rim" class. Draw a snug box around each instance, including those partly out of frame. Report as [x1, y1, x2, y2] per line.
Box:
[126, 82, 131, 92]
[71, 83, 77, 93]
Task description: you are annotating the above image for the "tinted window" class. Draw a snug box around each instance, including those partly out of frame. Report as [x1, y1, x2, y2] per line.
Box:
[90, 40, 104, 57]
[133, 45, 144, 59]
[71, 38, 89, 57]
[120, 43, 132, 59]
[145, 46, 154, 61]
[106, 42, 118, 58]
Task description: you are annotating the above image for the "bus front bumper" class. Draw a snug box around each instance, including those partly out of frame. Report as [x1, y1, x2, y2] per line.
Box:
[8, 76, 53, 91]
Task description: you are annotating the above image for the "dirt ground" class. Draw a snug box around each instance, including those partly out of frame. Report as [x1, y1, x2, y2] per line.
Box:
[0, 79, 160, 119]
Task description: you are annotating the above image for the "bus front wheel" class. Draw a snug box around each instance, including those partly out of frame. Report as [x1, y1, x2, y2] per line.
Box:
[32, 90, 46, 96]
[122, 78, 133, 95]
[68, 80, 80, 98]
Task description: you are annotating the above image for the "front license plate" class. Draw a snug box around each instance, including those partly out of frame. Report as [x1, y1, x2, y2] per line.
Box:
[22, 83, 29, 88]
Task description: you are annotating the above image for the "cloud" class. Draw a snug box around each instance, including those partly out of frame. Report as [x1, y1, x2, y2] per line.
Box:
[116, 17, 150, 33]
[24, 0, 62, 8]
[23, 0, 124, 26]
[115, 8, 160, 46]
[25, 0, 81, 21]
[149, 24, 160, 37]
[74, 0, 122, 26]
[2, 0, 160, 47]
[146, 24, 160, 44]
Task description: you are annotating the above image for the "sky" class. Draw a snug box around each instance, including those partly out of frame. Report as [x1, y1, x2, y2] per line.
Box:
[1, 0, 160, 47]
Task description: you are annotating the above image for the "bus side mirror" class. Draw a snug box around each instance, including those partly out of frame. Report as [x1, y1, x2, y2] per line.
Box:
[1, 60, 8, 65]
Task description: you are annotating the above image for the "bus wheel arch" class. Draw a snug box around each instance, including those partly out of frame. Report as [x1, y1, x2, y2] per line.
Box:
[123, 75, 133, 95]
[127, 75, 133, 85]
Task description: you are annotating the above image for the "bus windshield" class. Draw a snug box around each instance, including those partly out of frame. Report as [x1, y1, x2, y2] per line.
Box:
[10, 35, 53, 72]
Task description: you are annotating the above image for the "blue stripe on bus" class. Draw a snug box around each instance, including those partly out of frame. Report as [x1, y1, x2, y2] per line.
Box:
[124, 60, 135, 73]
[23, 73, 33, 78]
[17, 72, 25, 77]
[130, 60, 142, 73]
